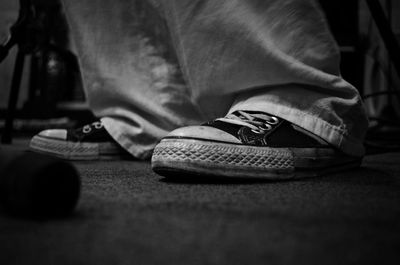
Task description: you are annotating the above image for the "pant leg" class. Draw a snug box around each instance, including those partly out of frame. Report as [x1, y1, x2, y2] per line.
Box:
[63, 0, 368, 158]
[62, 0, 205, 159]
[159, 0, 368, 156]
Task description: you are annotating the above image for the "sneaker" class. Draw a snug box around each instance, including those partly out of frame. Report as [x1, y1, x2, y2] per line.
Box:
[151, 111, 362, 179]
[30, 121, 129, 160]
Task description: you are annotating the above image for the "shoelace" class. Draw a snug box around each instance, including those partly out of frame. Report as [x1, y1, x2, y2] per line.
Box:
[82, 121, 104, 134]
[216, 111, 279, 134]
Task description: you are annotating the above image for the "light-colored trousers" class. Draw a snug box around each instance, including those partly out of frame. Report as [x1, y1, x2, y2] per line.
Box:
[63, 0, 368, 159]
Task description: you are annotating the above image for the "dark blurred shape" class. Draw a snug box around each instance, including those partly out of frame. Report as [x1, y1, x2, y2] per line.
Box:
[0, 150, 80, 218]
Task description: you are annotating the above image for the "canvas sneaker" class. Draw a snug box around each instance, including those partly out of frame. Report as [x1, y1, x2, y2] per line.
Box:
[30, 121, 129, 160]
[151, 110, 362, 179]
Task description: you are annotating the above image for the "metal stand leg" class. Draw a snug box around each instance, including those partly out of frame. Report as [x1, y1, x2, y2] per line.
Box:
[1, 50, 25, 144]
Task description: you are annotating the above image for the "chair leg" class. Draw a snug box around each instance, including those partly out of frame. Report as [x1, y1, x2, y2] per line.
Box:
[1, 50, 25, 144]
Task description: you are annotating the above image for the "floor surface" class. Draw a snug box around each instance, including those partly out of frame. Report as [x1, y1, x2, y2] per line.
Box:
[0, 139, 399, 265]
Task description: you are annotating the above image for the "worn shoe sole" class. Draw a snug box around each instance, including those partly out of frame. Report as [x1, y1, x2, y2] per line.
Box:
[30, 135, 128, 160]
[151, 138, 362, 179]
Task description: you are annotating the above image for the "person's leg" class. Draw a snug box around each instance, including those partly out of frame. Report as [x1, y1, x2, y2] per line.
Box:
[30, 0, 205, 160]
[151, 0, 369, 178]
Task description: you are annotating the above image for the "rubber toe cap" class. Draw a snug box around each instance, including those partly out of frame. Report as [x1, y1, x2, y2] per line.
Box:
[165, 125, 241, 144]
[38, 129, 67, 140]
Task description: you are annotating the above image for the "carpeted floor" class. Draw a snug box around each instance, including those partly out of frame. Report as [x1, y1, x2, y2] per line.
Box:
[0, 140, 399, 265]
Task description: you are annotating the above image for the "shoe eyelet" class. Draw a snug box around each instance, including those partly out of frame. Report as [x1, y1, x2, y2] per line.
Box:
[266, 116, 279, 125]
[93, 122, 103, 129]
[83, 126, 92, 133]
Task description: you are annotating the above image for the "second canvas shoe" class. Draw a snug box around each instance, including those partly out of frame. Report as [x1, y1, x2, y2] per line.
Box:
[151, 111, 362, 179]
[30, 121, 129, 160]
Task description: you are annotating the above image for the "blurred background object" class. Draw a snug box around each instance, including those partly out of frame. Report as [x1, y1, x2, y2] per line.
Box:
[0, 0, 88, 142]
[359, 0, 400, 153]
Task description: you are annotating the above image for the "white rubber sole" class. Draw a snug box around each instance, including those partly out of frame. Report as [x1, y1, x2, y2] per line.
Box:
[151, 138, 362, 179]
[30, 135, 128, 160]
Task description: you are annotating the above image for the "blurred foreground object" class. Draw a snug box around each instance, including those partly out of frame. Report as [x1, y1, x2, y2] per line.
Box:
[0, 149, 80, 218]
